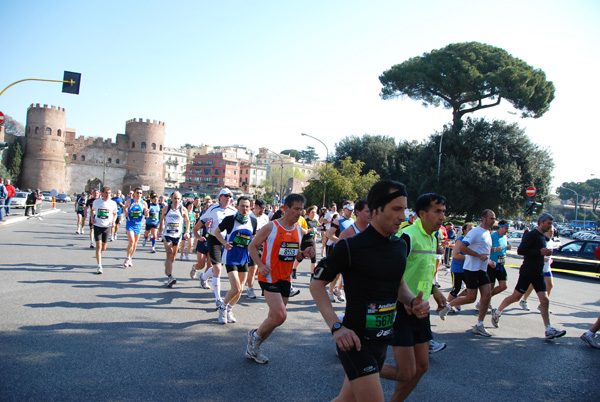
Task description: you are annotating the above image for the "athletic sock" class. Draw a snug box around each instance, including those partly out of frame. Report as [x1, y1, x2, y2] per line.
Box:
[213, 277, 221, 300]
[226, 304, 232, 311]
[151, 237, 156, 247]
[201, 267, 213, 280]
[545, 325, 552, 331]
[477, 321, 484, 326]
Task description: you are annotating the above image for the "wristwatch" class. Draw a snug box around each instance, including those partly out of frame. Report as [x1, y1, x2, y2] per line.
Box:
[331, 322, 342, 334]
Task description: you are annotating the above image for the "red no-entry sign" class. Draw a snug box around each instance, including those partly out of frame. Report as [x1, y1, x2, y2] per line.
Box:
[526, 186, 536, 197]
[0, 111, 4, 126]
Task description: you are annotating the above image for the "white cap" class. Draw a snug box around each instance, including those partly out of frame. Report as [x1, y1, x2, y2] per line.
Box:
[219, 188, 232, 196]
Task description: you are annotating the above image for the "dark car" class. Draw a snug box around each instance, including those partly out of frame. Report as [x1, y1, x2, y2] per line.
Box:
[551, 240, 600, 275]
[56, 193, 72, 203]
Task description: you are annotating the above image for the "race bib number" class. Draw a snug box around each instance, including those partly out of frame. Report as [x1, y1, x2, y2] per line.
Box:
[167, 223, 179, 234]
[149, 212, 158, 220]
[130, 210, 142, 219]
[97, 209, 109, 219]
[77, 205, 85, 212]
[364, 301, 396, 340]
[278, 241, 299, 261]
[233, 232, 251, 248]
[497, 255, 506, 264]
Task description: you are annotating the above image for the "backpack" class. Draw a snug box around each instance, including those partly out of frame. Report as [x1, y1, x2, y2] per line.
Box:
[0, 184, 7, 199]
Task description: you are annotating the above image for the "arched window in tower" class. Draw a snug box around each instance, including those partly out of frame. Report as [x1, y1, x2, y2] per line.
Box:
[73, 154, 77, 160]
[151, 143, 156, 150]
[141, 142, 147, 149]
[35, 127, 39, 134]
[131, 141, 135, 148]
[116, 159, 120, 164]
[81, 155, 86, 161]
[57, 129, 62, 137]
[45, 128, 52, 135]
[107, 158, 112, 163]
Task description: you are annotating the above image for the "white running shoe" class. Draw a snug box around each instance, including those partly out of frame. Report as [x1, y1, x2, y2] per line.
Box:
[519, 300, 530, 311]
[226, 309, 237, 323]
[246, 286, 256, 299]
[580, 332, 600, 349]
[327, 290, 335, 303]
[246, 329, 268, 364]
[190, 264, 198, 279]
[167, 276, 177, 288]
[439, 304, 451, 321]
[200, 276, 211, 289]
[218, 306, 227, 324]
[472, 324, 492, 337]
[142, 238, 147, 247]
[123, 258, 130, 268]
[185, 253, 190, 261]
[545, 327, 566, 340]
[96, 265, 103, 275]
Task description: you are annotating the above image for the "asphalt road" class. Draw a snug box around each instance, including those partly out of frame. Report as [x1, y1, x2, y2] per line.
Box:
[1, 205, 599, 401]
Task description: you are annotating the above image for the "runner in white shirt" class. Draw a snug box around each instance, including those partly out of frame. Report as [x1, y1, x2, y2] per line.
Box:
[91, 187, 118, 274]
[439, 209, 496, 337]
[198, 188, 237, 307]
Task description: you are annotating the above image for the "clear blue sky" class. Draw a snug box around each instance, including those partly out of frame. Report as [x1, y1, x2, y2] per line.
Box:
[2, 0, 599, 192]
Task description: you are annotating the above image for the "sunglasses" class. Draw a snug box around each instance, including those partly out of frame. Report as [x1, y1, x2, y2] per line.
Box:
[222, 194, 232, 198]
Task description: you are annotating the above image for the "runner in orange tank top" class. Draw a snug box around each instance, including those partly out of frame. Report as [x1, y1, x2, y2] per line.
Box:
[246, 194, 315, 364]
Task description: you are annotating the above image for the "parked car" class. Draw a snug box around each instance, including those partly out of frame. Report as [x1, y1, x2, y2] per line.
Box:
[551, 240, 600, 275]
[9, 192, 29, 208]
[56, 193, 72, 203]
[41, 191, 53, 201]
[507, 230, 524, 249]
[572, 231, 595, 240]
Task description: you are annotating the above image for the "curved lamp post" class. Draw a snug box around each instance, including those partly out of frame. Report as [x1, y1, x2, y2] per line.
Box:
[301, 133, 328, 208]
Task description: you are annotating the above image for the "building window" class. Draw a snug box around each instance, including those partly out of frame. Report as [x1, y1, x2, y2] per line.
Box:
[81, 155, 86, 161]
[132, 141, 135, 148]
[214, 169, 219, 175]
[204, 169, 211, 174]
[57, 129, 62, 137]
[141, 142, 147, 149]
[72, 154, 77, 160]
[151, 143, 156, 150]
[35, 127, 40, 134]
[116, 159, 120, 164]
[160, 145, 162, 151]
[107, 158, 112, 163]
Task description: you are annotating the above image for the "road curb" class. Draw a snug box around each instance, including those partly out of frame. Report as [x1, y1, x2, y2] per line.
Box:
[0, 208, 61, 227]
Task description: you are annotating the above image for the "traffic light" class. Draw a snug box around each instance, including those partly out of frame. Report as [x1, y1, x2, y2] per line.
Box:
[533, 202, 543, 213]
[62, 71, 81, 95]
[525, 201, 533, 216]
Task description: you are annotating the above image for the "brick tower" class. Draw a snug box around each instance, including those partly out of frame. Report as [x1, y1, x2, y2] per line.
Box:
[21, 104, 67, 192]
[122, 118, 165, 195]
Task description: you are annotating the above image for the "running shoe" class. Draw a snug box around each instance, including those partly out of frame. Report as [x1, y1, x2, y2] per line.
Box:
[226, 309, 237, 323]
[327, 290, 335, 303]
[179, 254, 184, 261]
[439, 304, 450, 321]
[545, 327, 566, 340]
[81, 228, 84, 234]
[475, 301, 480, 310]
[76, 229, 80, 234]
[167, 276, 177, 288]
[109, 236, 114, 242]
[429, 340, 447, 354]
[580, 332, 600, 349]
[185, 253, 190, 261]
[246, 286, 256, 299]
[151, 247, 156, 253]
[491, 308, 501, 328]
[114, 234, 117, 241]
[142, 238, 147, 247]
[289, 287, 300, 297]
[96, 265, 103, 275]
[190, 264, 198, 279]
[200, 276, 211, 289]
[472, 324, 492, 337]
[336, 289, 346, 302]
[433, 280, 441, 288]
[246, 329, 268, 364]
[215, 299, 223, 310]
[218, 306, 227, 324]
[123, 258, 130, 268]
[455, 305, 462, 312]
[90, 243, 95, 249]
[519, 300, 530, 311]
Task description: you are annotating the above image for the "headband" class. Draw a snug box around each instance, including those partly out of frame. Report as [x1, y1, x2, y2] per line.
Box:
[369, 188, 408, 212]
[498, 224, 509, 227]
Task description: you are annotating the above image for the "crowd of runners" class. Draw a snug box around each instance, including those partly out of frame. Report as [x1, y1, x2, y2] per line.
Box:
[73, 182, 600, 402]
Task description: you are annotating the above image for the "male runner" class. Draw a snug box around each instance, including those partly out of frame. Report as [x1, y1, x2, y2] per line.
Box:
[142, 193, 161, 253]
[111, 190, 125, 241]
[310, 181, 428, 402]
[87, 190, 100, 248]
[212, 196, 257, 324]
[198, 188, 237, 307]
[91, 187, 118, 274]
[491, 213, 567, 340]
[486, 219, 511, 308]
[75, 192, 88, 234]
[246, 199, 270, 298]
[159, 191, 190, 287]
[326, 201, 354, 302]
[380, 193, 447, 401]
[245, 194, 315, 364]
[439, 209, 496, 337]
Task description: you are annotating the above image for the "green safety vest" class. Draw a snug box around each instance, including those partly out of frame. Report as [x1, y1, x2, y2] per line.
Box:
[397, 218, 438, 300]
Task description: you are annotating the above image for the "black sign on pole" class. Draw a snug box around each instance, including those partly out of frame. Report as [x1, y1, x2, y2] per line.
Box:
[62, 71, 81, 94]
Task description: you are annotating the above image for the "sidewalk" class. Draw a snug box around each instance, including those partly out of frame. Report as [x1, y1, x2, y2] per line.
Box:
[0, 206, 61, 226]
